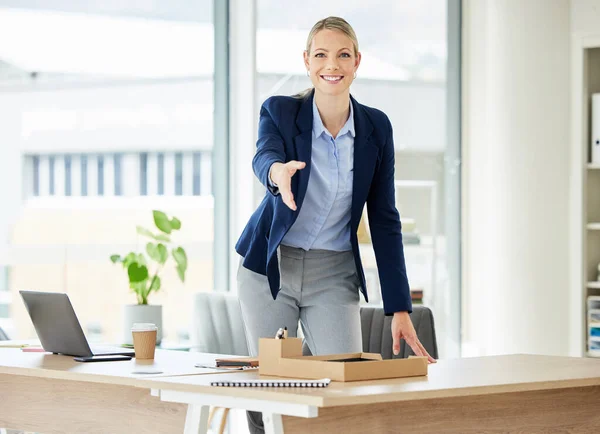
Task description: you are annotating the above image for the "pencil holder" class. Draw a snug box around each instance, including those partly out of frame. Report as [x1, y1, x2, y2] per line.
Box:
[258, 337, 302, 374]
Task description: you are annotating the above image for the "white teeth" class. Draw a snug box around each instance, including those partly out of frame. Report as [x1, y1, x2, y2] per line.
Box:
[322, 76, 342, 82]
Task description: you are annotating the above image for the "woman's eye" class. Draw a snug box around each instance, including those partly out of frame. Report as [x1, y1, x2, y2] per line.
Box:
[315, 53, 325, 58]
[341, 53, 351, 58]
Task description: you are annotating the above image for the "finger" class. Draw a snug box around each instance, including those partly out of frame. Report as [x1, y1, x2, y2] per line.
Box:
[417, 340, 436, 363]
[405, 336, 425, 357]
[283, 192, 297, 211]
[392, 331, 401, 356]
[288, 161, 306, 170]
[411, 338, 434, 363]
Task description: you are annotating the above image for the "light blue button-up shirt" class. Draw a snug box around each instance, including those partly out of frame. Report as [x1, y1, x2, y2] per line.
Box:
[281, 97, 355, 252]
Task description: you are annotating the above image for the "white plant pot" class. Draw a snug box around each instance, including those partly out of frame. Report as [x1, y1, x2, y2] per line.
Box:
[123, 304, 163, 345]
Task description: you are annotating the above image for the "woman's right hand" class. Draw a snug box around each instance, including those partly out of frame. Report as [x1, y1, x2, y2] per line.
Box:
[270, 161, 306, 211]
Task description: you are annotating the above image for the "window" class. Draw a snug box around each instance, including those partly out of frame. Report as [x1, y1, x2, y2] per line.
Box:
[114, 153, 122, 196]
[0, 2, 218, 344]
[157, 153, 165, 195]
[48, 156, 55, 195]
[64, 155, 72, 196]
[81, 155, 88, 196]
[139, 153, 148, 196]
[25, 151, 213, 198]
[97, 155, 104, 196]
[175, 152, 183, 196]
[31, 155, 39, 196]
[193, 152, 202, 196]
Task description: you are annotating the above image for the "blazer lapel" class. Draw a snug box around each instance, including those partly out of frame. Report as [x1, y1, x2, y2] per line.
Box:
[351, 95, 379, 226]
[292, 92, 314, 208]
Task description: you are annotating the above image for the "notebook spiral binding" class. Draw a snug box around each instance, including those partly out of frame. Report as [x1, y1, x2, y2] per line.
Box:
[211, 378, 331, 388]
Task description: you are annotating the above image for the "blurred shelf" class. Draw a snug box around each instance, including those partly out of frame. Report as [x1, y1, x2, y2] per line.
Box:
[587, 281, 600, 289]
[586, 223, 600, 230]
[588, 163, 600, 169]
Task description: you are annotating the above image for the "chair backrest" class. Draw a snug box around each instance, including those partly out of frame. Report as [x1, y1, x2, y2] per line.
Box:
[360, 305, 439, 359]
[190, 291, 438, 360]
[190, 292, 249, 356]
[0, 325, 9, 341]
[302, 305, 438, 359]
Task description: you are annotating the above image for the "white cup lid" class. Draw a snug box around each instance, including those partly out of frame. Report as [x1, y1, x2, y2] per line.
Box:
[131, 323, 158, 331]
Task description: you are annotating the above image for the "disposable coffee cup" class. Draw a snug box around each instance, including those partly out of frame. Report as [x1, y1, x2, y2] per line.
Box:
[131, 323, 158, 359]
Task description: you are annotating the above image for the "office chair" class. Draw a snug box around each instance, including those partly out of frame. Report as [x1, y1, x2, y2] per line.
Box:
[191, 292, 250, 434]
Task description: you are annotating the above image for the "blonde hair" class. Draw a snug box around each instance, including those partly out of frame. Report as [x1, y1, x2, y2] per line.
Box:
[293, 17, 359, 99]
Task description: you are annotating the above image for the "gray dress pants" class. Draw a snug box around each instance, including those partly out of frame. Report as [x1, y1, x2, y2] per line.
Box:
[238, 245, 364, 434]
[237, 244, 363, 358]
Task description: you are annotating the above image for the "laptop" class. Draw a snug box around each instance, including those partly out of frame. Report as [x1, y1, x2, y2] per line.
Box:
[20, 290, 135, 357]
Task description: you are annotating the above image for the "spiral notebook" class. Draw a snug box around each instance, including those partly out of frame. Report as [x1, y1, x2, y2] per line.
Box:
[211, 378, 331, 388]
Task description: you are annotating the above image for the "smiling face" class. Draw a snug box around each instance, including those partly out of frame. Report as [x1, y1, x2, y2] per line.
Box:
[304, 29, 361, 98]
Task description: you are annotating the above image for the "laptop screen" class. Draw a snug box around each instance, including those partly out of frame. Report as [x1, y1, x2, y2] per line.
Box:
[19, 290, 94, 357]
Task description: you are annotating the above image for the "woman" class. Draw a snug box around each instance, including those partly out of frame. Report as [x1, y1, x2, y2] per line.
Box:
[236, 16, 435, 363]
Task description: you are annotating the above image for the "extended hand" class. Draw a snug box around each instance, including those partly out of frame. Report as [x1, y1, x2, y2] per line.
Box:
[391, 311, 436, 363]
[270, 161, 306, 211]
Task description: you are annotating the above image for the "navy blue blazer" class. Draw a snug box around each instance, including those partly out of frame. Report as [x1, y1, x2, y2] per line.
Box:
[235, 90, 412, 315]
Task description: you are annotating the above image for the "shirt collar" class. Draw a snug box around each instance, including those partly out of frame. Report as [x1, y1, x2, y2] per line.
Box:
[312, 97, 355, 139]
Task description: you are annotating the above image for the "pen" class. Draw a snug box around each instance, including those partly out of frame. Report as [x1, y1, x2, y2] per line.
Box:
[283, 326, 288, 339]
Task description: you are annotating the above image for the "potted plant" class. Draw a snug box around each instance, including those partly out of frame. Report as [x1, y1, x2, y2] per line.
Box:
[111, 210, 188, 345]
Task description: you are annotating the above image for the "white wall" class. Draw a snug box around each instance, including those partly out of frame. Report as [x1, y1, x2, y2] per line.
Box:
[571, 0, 600, 35]
[462, 0, 571, 356]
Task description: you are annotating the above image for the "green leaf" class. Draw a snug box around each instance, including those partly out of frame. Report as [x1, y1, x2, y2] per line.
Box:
[110, 254, 121, 264]
[130, 280, 145, 291]
[170, 217, 181, 231]
[176, 265, 185, 282]
[157, 243, 168, 264]
[136, 226, 155, 238]
[146, 243, 168, 264]
[153, 210, 172, 234]
[146, 243, 160, 262]
[172, 247, 187, 282]
[127, 262, 148, 283]
[123, 252, 138, 269]
[136, 225, 171, 242]
[149, 275, 161, 293]
[129, 280, 146, 295]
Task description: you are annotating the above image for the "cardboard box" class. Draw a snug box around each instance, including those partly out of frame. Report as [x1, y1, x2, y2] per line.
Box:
[258, 337, 427, 382]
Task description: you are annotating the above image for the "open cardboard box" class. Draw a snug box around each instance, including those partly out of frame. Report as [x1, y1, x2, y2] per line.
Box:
[258, 337, 427, 382]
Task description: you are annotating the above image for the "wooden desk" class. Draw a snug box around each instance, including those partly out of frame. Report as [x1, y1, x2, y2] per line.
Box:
[0, 348, 243, 434]
[3, 352, 600, 434]
[145, 354, 600, 434]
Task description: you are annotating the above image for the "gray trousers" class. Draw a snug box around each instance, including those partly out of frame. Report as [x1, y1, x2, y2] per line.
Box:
[237, 245, 363, 357]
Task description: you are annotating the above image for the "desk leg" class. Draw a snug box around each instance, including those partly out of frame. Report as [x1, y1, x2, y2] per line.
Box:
[184, 404, 209, 434]
[263, 413, 284, 434]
